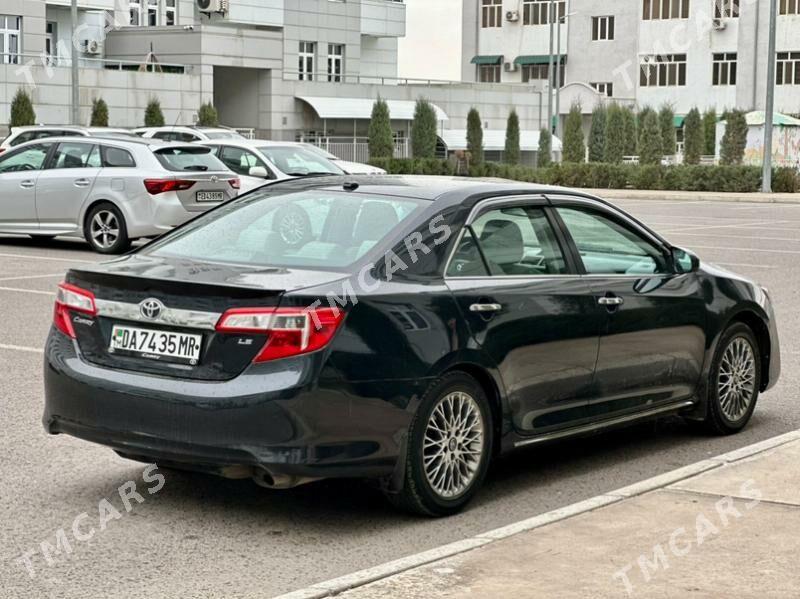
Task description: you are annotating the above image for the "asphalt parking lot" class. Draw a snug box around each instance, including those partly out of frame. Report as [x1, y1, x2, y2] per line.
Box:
[1, 198, 799, 598]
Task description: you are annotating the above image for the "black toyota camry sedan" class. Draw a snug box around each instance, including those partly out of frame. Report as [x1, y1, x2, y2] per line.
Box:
[43, 176, 780, 516]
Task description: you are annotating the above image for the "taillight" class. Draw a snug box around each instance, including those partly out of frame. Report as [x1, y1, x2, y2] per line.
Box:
[215, 307, 345, 362]
[144, 179, 196, 195]
[228, 178, 240, 189]
[53, 283, 96, 339]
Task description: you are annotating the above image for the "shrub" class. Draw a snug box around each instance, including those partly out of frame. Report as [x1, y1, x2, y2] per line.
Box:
[659, 105, 677, 156]
[588, 104, 607, 163]
[563, 102, 585, 163]
[90, 98, 109, 127]
[538, 128, 552, 167]
[467, 108, 484, 165]
[411, 98, 438, 159]
[622, 106, 638, 156]
[197, 102, 219, 127]
[603, 104, 626, 164]
[10, 89, 36, 127]
[683, 108, 703, 165]
[504, 109, 521, 165]
[368, 97, 394, 159]
[144, 98, 165, 127]
[773, 167, 799, 193]
[638, 111, 663, 166]
[720, 109, 748, 166]
[702, 109, 717, 156]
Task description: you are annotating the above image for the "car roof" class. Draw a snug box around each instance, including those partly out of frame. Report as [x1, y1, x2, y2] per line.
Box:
[201, 139, 297, 148]
[9, 135, 211, 150]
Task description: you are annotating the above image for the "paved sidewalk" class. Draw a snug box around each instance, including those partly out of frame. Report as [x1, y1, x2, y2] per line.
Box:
[582, 188, 800, 203]
[318, 432, 800, 598]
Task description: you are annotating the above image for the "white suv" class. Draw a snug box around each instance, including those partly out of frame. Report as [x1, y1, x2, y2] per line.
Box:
[0, 137, 240, 253]
[135, 126, 246, 143]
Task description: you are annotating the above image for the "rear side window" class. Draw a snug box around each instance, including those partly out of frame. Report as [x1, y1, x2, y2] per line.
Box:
[102, 146, 136, 168]
[0, 143, 51, 172]
[154, 146, 227, 172]
[146, 190, 425, 270]
[52, 142, 98, 169]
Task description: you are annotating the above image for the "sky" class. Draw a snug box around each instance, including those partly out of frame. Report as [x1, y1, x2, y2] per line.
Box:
[397, 0, 462, 81]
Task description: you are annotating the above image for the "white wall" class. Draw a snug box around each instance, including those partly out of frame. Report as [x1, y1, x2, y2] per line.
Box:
[398, 0, 462, 81]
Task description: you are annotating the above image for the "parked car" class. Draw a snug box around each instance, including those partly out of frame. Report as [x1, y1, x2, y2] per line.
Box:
[202, 139, 344, 192]
[0, 136, 240, 253]
[135, 126, 246, 142]
[300, 143, 387, 175]
[0, 126, 137, 152]
[43, 176, 780, 516]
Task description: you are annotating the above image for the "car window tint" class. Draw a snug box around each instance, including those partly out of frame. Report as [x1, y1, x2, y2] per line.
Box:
[11, 131, 36, 146]
[469, 206, 567, 276]
[86, 145, 102, 168]
[52, 142, 96, 169]
[146, 190, 425, 270]
[152, 131, 174, 141]
[446, 228, 489, 277]
[102, 146, 136, 167]
[257, 146, 343, 175]
[218, 146, 267, 177]
[154, 146, 227, 172]
[557, 207, 668, 275]
[0, 143, 51, 172]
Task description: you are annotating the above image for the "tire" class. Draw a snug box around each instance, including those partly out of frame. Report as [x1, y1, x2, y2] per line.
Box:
[272, 205, 312, 248]
[84, 203, 131, 254]
[385, 372, 493, 517]
[700, 322, 761, 435]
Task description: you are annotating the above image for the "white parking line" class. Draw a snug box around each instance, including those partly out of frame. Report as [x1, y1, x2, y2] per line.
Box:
[712, 262, 778, 269]
[669, 232, 800, 243]
[0, 252, 93, 264]
[0, 273, 64, 282]
[659, 220, 792, 233]
[0, 343, 43, 354]
[686, 244, 800, 255]
[0, 286, 55, 296]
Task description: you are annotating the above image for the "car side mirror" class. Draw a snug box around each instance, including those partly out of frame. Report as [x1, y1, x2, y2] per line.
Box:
[249, 166, 268, 179]
[671, 247, 700, 274]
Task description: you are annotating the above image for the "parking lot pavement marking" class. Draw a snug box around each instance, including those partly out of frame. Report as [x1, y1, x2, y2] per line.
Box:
[658, 220, 793, 233]
[0, 252, 93, 264]
[0, 343, 43, 354]
[682, 244, 800, 255]
[0, 273, 64, 282]
[668, 232, 800, 243]
[0, 286, 55, 296]
[711, 262, 778, 270]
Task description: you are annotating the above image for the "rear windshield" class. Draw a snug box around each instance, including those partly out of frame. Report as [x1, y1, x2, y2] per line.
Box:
[154, 146, 228, 172]
[257, 146, 344, 176]
[145, 190, 424, 269]
[204, 130, 245, 140]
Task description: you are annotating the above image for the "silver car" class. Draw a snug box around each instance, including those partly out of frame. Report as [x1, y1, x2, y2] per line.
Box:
[0, 136, 240, 253]
[0, 126, 137, 152]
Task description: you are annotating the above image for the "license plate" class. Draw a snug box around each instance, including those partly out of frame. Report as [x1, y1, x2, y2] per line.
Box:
[196, 191, 224, 202]
[110, 325, 202, 365]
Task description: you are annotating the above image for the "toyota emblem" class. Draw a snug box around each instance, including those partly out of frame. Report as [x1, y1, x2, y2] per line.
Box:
[139, 298, 165, 320]
[210, 175, 219, 183]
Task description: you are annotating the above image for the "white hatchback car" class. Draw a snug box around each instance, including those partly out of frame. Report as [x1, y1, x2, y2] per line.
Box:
[0, 126, 137, 153]
[201, 139, 345, 192]
[135, 126, 246, 143]
[299, 144, 386, 175]
[0, 136, 240, 253]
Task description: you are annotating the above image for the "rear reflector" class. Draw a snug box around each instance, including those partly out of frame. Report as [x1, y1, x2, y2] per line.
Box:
[53, 283, 96, 339]
[144, 179, 196, 195]
[228, 178, 241, 189]
[215, 307, 345, 362]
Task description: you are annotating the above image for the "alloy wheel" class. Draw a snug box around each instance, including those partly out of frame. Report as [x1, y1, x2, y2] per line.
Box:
[718, 336, 757, 422]
[422, 391, 485, 499]
[90, 210, 120, 250]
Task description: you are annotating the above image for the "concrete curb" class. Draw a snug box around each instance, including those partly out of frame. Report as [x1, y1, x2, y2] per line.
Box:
[582, 189, 800, 204]
[275, 429, 800, 599]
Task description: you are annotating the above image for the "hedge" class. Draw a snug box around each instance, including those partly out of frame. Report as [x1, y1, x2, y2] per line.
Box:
[367, 158, 800, 194]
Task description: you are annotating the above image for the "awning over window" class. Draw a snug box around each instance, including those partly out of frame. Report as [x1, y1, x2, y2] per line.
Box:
[471, 55, 503, 65]
[514, 55, 567, 66]
[296, 96, 448, 121]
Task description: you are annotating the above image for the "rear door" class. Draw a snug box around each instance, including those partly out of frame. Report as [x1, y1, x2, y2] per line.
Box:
[152, 145, 239, 212]
[551, 197, 707, 417]
[445, 197, 601, 435]
[35, 141, 102, 234]
[0, 142, 54, 232]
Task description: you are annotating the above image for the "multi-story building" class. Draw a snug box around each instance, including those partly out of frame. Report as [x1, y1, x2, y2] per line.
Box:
[461, 0, 800, 122]
[0, 0, 553, 163]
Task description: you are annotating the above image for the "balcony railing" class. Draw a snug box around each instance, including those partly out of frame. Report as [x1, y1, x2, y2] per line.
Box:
[1, 52, 193, 74]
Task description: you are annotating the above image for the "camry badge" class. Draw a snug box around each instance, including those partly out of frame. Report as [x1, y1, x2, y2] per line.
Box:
[139, 298, 165, 320]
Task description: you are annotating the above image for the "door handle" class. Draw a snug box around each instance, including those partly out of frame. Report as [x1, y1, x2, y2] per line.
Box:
[598, 296, 624, 306]
[74, 178, 91, 187]
[20, 180, 35, 189]
[470, 303, 503, 313]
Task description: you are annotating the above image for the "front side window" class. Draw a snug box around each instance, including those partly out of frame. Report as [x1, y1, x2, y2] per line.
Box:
[0, 15, 21, 64]
[257, 146, 343, 176]
[557, 207, 668, 275]
[449, 206, 567, 277]
[0, 144, 51, 173]
[482, 0, 503, 27]
[52, 142, 98, 169]
[218, 146, 269, 177]
[145, 191, 426, 270]
[299, 41, 315, 81]
[327, 44, 344, 82]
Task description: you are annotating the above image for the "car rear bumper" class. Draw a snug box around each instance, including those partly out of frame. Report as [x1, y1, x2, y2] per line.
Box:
[43, 330, 423, 483]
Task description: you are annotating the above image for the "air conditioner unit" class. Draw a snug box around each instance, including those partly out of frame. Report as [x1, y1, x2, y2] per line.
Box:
[197, 0, 228, 14]
[82, 39, 102, 55]
[504, 61, 518, 72]
[506, 10, 520, 22]
[712, 18, 727, 30]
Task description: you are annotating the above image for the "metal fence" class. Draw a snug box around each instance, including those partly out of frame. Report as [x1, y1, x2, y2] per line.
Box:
[300, 136, 409, 162]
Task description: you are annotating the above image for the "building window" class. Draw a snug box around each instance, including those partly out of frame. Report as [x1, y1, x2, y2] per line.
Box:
[592, 16, 615, 40]
[640, 54, 687, 86]
[776, 52, 800, 85]
[712, 52, 737, 85]
[129, 0, 174, 26]
[481, 0, 503, 28]
[165, 0, 176, 25]
[591, 82, 614, 96]
[479, 64, 501, 82]
[328, 44, 344, 82]
[45, 22, 57, 65]
[0, 15, 21, 64]
[523, 0, 566, 25]
[522, 63, 565, 84]
[714, 0, 739, 18]
[130, 1, 141, 26]
[147, 0, 158, 25]
[780, 0, 800, 14]
[642, 0, 690, 20]
[299, 41, 315, 81]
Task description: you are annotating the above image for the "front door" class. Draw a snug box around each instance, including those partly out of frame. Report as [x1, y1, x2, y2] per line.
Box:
[552, 200, 707, 418]
[445, 198, 602, 434]
[0, 142, 53, 233]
